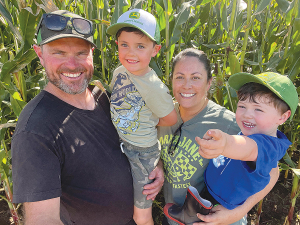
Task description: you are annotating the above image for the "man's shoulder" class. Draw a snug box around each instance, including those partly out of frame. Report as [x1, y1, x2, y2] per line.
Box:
[13, 91, 68, 137]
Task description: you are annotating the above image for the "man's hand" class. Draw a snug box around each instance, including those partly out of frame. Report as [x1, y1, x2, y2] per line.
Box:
[195, 129, 227, 159]
[143, 160, 164, 200]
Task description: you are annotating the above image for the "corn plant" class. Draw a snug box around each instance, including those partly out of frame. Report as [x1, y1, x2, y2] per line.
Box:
[0, 0, 299, 224]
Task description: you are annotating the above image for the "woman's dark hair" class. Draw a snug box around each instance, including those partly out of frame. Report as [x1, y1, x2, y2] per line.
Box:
[171, 48, 212, 82]
[237, 82, 290, 114]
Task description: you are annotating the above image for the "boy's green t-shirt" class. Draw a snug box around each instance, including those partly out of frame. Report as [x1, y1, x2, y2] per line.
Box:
[110, 66, 174, 147]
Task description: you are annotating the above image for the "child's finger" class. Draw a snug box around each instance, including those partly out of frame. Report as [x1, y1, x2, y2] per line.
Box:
[195, 136, 210, 148]
[205, 129, 222, 141]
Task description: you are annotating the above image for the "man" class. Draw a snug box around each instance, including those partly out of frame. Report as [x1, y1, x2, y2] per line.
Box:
[12, 10, 164, 225]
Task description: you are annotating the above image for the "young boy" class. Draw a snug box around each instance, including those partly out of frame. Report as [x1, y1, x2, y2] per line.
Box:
[164, 72, 298, 225]
[106, 9, 177, 225]
[197, 72, 298, 209]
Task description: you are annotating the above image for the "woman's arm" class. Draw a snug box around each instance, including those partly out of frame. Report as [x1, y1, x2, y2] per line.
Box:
[194, 166, 279, 225]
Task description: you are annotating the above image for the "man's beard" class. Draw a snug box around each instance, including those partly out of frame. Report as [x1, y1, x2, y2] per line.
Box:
[45, 67, 93, 95]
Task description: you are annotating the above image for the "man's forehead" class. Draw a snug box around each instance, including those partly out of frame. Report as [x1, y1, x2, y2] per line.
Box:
[44, 37, 92, 48]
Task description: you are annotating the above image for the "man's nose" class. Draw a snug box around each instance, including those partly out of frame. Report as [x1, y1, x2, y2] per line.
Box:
[64, 56, 79, 69]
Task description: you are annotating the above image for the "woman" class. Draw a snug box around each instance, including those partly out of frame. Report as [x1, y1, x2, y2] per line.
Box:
[157, 48, 279, 225]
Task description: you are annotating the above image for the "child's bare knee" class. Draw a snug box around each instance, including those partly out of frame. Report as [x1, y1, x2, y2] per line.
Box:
[133, 207, 153, 225]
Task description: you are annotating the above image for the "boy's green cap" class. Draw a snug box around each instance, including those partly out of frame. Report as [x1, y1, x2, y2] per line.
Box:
[106, 9, 160, 44]
[228, 72, 299, 119]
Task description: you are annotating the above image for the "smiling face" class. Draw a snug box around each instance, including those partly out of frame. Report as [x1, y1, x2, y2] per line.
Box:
[34, 38, 94, 95]
[235, 96, 289, 137]
[116, 31, 161, 76]
[172, 56, 212, 114]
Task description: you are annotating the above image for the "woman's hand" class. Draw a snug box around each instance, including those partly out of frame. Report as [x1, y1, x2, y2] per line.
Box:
[193, 204, 245, 224]
[143, 160, 164, 200]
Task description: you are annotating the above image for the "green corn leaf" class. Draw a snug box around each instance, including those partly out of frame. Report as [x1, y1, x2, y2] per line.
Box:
[199, 3, 210, 25]
[13, 71, 27, 102]
[283, 151, 296, 168]
[150, 59, 163, 77]
[291, 168, 300, 179]
[254, 0, 271, 15]
[278, 162, 290, 171]
[19, 8, 37, 52]
[155, 0, 164, 9]
[110, 0, 129, 25]
[10, 92, 27, 117]
[0, 148, 7, 176]
[202, 43, 227, 50]
[170, 2, 191, 45]
[0, 49, 37, 83]
[0, 1, 22, 42]
[92, 19, 110, 26]
[265, 52, 283, 71]
[37, 0, 58, 13]
[292, 18, 300, 47]
[288, 52, 300, 81]
[155, 2, 166, 31]
[228, 51, 241, 75]
[275, 0, 291, 14]
[222, 1, 228, 32]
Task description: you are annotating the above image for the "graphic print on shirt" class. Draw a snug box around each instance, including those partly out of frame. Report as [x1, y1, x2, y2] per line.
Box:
[213, 155, 231, 175]
[213, 155, 225, 167]
[159, 134, 208, 189]
[111, 73, 145, 134]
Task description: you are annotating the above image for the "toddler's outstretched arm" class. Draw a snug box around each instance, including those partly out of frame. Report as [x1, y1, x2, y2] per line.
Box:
[195, 129, 258, 161]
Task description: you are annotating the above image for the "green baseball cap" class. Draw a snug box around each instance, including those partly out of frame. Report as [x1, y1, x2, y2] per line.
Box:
[106, 9, 160, 44]
[228, 72, 299, 119]
[36, 10, 96, 48]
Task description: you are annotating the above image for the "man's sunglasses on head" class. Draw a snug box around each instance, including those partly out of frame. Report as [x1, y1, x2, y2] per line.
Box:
[37, 13, 93, 35]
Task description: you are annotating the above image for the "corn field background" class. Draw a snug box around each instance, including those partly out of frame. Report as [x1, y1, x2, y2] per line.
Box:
[0, 0, 299, 224]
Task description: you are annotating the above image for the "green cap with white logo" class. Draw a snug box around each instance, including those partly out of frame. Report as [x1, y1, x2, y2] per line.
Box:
[228, 72, 299, 119]
[106, 9, 160, 44]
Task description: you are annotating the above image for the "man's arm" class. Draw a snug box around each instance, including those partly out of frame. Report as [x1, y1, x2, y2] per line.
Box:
[143, 159, 164, 200]
[194, 166, 279, 224]
[157, 109, 178, 126]
[24, 197, 63, 225]
[196, 129, 258, 161]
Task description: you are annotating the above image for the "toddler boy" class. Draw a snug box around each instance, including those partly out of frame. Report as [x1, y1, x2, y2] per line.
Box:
[107, 9, 177, 225]
[197, 72, 298, 209]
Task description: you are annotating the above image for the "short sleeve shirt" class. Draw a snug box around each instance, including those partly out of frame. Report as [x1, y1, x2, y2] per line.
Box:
[110, 66, 174, 147]
[205, 130, 291, 209]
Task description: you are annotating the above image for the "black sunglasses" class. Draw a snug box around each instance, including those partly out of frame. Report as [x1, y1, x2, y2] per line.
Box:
[168, 123, 183, 156]
[37, 13, 93, 35]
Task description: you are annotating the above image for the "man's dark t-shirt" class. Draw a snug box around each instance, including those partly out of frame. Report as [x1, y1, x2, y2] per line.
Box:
[12, 87, 135, 225]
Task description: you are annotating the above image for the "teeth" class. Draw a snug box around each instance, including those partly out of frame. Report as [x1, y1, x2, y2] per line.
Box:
[62, 73, 81, 78]
[127, 59, 138, 63]
[181, 93, 195, 97]
[243, 122, 255, 128]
